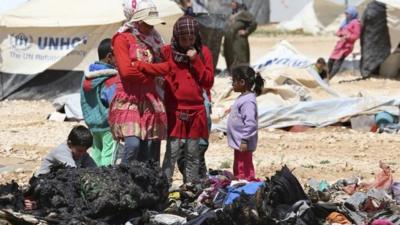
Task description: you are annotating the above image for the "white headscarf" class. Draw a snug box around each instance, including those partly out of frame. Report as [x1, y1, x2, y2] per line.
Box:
[119, 0, 165, 33]
[118, 0, 165, 62]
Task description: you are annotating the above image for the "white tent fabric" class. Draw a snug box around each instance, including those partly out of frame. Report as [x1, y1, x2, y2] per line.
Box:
[253, 40, 312, 72]
[0, 0, 28, 15]
[278, 0, 344, 35]
[277, 2, 324, 35]
[0, 0, 182, 75]
[213, 96, 400, 132]
[379, 0, 400, 48]
[211, 40, 397, 132]
[377, 0, 400, 8]
[0, 0, 181, 27]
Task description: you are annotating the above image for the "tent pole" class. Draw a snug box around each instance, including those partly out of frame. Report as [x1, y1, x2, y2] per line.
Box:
[0, 73, 3, 100]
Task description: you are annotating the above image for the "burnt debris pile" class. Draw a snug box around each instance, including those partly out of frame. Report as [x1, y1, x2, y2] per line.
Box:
[0, 161, 169, 224]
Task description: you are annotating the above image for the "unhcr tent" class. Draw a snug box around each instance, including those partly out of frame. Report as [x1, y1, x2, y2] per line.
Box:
[0, 0, 182, 100]
[278, 0, 345, 34]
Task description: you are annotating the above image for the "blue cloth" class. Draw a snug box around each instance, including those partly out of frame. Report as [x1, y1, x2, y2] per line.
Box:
[340, 6, 358, 29]
[224, 181, 264, 205]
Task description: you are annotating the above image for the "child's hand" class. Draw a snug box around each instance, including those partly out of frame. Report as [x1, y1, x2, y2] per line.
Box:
[186, 49, 197, 61]
[238, 29, 247, 36]
[24, 199, 37, 211]
[239, 143, 248, 152]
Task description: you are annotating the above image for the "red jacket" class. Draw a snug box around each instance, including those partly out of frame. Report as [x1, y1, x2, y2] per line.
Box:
[137, 45, 214, 138]
[137, 45, 214, 110]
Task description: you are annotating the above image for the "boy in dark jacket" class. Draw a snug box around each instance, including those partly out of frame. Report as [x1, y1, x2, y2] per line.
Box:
[80, 38, 119, 166]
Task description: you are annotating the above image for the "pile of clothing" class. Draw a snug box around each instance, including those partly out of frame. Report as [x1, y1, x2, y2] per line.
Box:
[305, 163, 400, 225]
[1, 163, 399, 225]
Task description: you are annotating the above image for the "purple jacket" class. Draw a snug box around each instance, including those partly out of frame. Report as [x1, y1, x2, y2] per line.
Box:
[227, 92, 258, 151]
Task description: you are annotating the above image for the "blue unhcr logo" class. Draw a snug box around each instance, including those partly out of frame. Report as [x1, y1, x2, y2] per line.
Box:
[9, 33, 88, 51]
[10, 33, 33, 51]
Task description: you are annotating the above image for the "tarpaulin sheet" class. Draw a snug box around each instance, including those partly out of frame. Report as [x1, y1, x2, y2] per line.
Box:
[213, 96, 400, 131]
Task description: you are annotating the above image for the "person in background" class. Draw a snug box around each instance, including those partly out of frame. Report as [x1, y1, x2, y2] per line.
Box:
[223, 0, 257, 71]
[108, 0, 167, 165]
[133, 15, 214, 184]
[180, 0, 228, 73]
[227, 65, 264, 180]
[328, 6, 361, 80]
[311, 57, 328, 80]
[80, 38, 119, 166]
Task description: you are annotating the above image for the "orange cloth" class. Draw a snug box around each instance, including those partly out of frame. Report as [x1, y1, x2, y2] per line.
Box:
[326, 212, 352, 225]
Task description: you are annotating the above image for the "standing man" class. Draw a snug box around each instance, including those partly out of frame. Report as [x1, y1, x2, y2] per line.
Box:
[223, 0, 257, 71]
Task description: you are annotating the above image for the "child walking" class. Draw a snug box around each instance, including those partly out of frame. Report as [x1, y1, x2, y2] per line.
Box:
[227, 65, 264, 180]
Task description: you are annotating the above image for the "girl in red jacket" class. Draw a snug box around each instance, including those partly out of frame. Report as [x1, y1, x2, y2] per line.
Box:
[109, 0, 168, 165]
[135, 16, 214, 184]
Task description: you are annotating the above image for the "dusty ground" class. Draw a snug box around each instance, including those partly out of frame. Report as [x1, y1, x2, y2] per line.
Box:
[1, 34, 400, 187]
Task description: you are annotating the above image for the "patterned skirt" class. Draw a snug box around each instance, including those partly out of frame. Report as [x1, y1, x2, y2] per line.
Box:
[108, 89, 167, 141]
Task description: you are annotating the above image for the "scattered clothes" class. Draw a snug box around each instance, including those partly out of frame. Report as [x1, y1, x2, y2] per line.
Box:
[378, 124, 400, 134]
[345, 192, 368, 211]
[331, 177, 360, 195]
[326, 212, 352, 225]
[266, 165, 308, 206]
[273, 200, 317, 225]
[360, 162, 393, 192]
[1, 165, 399, 225]
[223, 182, 264, 205]
[368, 208, 400, 224]
[370, 219, 395, 225]
[362, 189, 392, 213]
[392, 182, 400, 204]
[184, 210, 217, 225]
[150, 214, 187, 225]
[0, 181, 24, 211]
[306, 179, 331, 203]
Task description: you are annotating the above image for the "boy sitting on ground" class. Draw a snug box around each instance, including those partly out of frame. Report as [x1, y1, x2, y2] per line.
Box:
[25, 125, 96, 210]
[312, 57, 328, 80]
[35, 125, 96, 176]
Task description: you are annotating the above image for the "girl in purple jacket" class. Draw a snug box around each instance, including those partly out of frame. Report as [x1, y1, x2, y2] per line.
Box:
[227, 65, 264, 180]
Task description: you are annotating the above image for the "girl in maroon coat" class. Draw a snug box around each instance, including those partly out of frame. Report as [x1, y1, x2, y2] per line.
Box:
[134, 16, 214, 184]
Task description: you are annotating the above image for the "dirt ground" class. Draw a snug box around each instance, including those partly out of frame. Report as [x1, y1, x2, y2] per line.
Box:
[1, 34, 400, 187]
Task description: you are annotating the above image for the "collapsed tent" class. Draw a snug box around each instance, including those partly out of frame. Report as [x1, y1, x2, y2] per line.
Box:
[211, 40, 400, 132]
[0, 0, 182, 100]
[360, 0, 400, 78]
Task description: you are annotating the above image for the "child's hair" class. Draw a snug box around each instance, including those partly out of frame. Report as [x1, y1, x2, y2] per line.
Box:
[316, 57, 326, 66]
[98, 38, 112, 60]
[231, 65, 265, 96]
[67, 125, 93, 148]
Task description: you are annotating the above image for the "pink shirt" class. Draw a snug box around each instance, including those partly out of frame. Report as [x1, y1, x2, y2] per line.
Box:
[330, 19, 362, 60]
